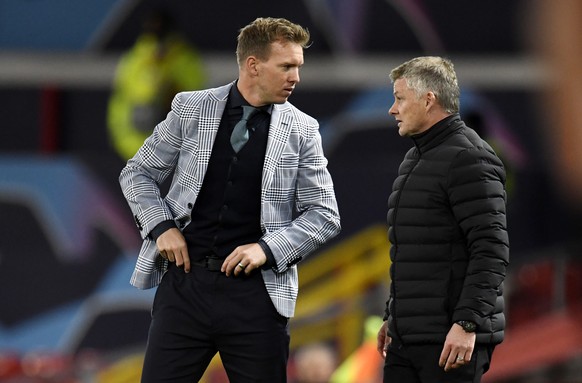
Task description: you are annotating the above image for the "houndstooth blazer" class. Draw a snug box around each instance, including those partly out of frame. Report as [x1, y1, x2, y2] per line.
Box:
[119, 82, 341, 318]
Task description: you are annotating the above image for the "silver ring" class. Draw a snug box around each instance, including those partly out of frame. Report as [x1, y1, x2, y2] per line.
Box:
[238, 263, 246, 269]
[457, 357, 464, 362]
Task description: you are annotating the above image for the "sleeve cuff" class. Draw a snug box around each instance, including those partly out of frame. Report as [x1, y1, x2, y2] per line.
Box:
[258, 240, 276, 270]
[149, 220, 178, 242]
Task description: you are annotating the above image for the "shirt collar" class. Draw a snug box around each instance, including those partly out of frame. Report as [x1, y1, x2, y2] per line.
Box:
[229, 81, 273, 115]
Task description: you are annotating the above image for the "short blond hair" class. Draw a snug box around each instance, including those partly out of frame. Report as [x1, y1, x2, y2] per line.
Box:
[236, 17, 310, 66]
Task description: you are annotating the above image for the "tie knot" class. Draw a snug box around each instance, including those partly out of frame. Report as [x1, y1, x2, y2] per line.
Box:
[241, 105, 259, 121]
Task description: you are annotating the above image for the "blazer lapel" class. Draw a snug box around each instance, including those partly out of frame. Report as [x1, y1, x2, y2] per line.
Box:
[262, 103, 293, 193]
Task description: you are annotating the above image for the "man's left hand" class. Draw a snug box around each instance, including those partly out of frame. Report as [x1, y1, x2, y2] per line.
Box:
[222, 243, 267, 276]
[438, 323, 476, 371]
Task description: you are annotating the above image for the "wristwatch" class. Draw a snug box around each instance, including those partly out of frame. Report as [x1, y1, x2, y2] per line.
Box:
[456, 320, 477, 333]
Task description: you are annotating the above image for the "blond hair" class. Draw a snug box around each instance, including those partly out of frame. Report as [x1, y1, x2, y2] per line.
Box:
[236, 17, 310, 66]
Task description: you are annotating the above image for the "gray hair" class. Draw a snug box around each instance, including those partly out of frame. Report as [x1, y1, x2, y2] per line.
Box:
[389, 56, 460, 114]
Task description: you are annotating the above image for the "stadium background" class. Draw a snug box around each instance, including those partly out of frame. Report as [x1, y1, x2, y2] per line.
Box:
[1, 0, 581, 382]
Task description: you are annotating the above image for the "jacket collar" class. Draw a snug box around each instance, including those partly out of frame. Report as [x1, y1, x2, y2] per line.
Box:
[411, 114, 462, 153]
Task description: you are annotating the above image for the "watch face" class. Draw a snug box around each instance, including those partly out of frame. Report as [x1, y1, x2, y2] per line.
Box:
[459, 320, 476, 332]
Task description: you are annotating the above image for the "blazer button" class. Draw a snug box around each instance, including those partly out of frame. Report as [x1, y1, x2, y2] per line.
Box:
[187, 203, 193, 209]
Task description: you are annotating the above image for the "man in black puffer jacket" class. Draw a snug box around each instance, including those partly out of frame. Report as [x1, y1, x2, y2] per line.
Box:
[376, 56, 509, 383]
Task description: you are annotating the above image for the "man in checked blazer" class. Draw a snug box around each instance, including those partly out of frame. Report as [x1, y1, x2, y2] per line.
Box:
[119, 17, 340, 382]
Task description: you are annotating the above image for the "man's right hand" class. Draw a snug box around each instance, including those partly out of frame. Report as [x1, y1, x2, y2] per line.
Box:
[156, 228, 190, 272]
[377, 320, 391, 359]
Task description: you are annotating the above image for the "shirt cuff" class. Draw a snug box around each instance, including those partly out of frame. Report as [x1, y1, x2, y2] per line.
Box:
[149, 220, 177, 242]
[258, 239, 275, 270]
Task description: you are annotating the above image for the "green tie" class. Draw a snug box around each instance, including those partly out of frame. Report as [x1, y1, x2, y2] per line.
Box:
[230, 105, 258, 153]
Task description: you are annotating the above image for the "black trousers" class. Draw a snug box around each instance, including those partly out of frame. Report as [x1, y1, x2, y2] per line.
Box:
[141, 263, 290, 382]
[383, 338, 494, 383]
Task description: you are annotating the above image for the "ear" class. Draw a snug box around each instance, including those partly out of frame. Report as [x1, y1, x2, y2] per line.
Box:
[425, 91, 437, 109]
[246, 56, 259, 76]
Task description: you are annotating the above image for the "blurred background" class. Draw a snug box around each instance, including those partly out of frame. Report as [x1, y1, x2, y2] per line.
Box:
[1, 0, 581, 382]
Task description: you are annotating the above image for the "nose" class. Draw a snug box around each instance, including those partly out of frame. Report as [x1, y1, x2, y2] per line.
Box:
[290, 68, 300, 83]
[388, 102, 397, 116]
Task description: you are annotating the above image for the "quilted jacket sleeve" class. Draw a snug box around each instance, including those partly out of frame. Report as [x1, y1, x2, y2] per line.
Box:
[447, 144, 509, 326]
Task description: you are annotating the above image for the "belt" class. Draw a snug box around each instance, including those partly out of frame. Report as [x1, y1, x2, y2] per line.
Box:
[191, 256, 223, 272]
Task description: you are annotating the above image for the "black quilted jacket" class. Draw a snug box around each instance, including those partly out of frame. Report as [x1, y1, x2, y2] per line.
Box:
[384, 114, 509, 345]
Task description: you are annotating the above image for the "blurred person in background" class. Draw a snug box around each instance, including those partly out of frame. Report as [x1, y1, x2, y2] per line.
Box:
[376, 56, 509, 383]
[107, 7, 206, 160]
[293, 343, 337, 383]
[119, 17, 340, 382]
[529, 0, 582, 281]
